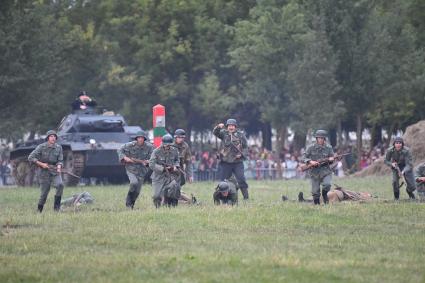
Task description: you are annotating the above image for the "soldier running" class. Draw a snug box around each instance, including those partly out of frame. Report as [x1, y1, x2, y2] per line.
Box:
[28, 130, 64, 212]
[117, 130, 153, 209]
[302, 130, 335, 205]
[384, 137, 416, 200]
[149, 134, 181, 208]
[213, 119, 249, 199]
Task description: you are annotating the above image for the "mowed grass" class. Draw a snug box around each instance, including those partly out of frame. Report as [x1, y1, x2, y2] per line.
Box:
[1, 176, 425, 283]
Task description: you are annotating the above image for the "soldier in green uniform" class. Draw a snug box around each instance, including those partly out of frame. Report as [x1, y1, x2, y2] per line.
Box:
[173, 129, 193, 186]
[415, 162, 425, 201]
[213, 119, 249, 199]
[213, 179, 238, 205]
[28, 130, 64, 212]
[384, 137, 416, 200]
[149, 134, 181, 208]
[117, 130, 153, 209]
[302, 130, 335, 205]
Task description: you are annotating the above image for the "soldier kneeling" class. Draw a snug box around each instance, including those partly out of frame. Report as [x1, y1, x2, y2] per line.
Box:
[213, 180, 238, 206]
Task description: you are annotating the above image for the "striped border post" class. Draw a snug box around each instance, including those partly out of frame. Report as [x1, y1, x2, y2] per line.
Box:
[152, 104, 166, 148]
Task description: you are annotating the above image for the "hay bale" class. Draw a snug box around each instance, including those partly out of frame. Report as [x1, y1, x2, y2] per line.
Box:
[354, 156, 391, 177]
[404, 120, 425, 164]
[355, 120, 425, 177]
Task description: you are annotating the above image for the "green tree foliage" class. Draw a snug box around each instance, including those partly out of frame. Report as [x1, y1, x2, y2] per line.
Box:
[0, 0, 423, 155]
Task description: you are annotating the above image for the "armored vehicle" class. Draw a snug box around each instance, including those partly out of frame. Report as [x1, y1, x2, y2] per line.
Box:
[10, 108, 142, 186]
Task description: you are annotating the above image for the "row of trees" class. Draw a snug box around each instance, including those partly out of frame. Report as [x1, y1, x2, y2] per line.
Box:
[1, 0, 424, 154]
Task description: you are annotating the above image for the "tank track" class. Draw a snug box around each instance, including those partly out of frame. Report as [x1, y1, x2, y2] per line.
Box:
[63, 151, 85, 186]
[12, 156, 36, 186]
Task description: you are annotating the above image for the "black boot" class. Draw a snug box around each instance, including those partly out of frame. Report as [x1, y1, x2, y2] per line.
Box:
[407, 191, 416, 200]
[313, 198, 320, 205]
[153, 198, 161, 208]
[394, 191, 400, 200]
[54, 196, 61, 211]
[37, 204, 44, 213]
[322, 190, 329, 204]
[298, 192, 305, 202]
[240, 187, 249, 200]
[126, 191, 134, 209]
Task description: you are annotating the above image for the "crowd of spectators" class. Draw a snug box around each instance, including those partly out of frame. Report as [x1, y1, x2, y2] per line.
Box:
[190, 142, 388, 181]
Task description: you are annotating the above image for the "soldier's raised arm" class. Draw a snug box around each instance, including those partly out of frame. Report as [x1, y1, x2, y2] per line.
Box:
[213, 123, 225, 139]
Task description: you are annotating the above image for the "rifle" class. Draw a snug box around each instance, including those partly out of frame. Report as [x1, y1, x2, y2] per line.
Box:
[299, 153, 350, 172]
[229, 141, 245, 159]
[47, 165, 81, 179]
[392, 160, 406, 189]
[156, 161, 185, 176]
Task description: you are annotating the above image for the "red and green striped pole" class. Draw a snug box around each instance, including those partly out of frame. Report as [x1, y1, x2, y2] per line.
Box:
[152, 104, 166, 148]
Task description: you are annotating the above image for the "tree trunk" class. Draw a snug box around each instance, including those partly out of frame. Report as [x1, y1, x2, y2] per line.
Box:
[370, 124, 382, 148]
[275, 125, 287, 179]
[186, 125, 192, 146]
[261, 122, 272, 150]
[337, 119, 343, 148]
[292, 131, 306, 153]
[356, 114, 363, 171]
[329, 128, 337, 148]
[28, 130, 35, 141]
[277, 125, 287, 153]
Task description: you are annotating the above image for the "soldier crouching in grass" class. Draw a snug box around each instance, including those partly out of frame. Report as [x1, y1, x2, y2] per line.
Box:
[213, 180, 238, 206]
[213, 119, 249, 200]
[149, 134, 181, 208]
[415, 161, 425, 201]
[28, 130, 64, 213]
[117, 130, 153, 209]
[302, 130, 334, 205]
[384, 137, 416, 200]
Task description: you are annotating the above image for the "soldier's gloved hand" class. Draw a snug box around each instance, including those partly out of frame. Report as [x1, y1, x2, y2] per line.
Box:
[309, 160, 319, 167]
[123, 156, 135, 163]
[38, 162, 49, 169]
[218, 123, 225, 128]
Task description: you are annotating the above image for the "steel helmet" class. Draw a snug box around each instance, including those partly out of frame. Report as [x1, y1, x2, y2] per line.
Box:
[314, 129, 328, 138]
[218, 181, 229, 193]
[162, 134, 174, 144]
[226, 119, 237, 127]
[45, 130, 58, 141]
[134, 130, 149, 141]
[174, 129, 186, 138]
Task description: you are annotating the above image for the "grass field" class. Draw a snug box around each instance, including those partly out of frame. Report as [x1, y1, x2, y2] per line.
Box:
[1, 176, 425, 283]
